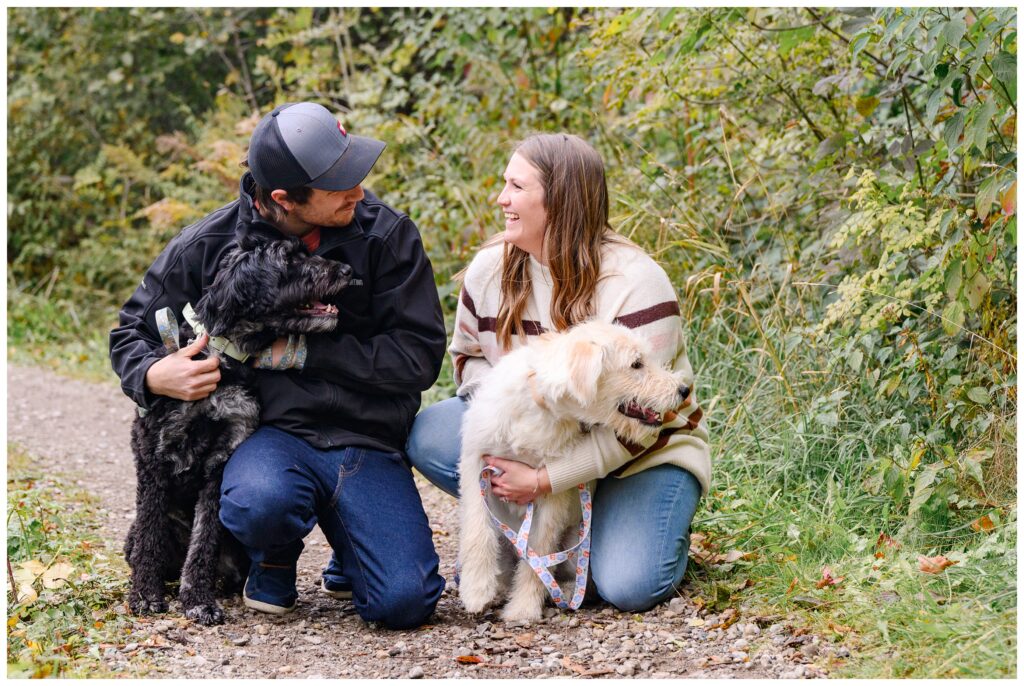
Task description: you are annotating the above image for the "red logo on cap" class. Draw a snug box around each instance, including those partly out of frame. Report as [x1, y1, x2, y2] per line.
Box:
[338, 121, 347, 137]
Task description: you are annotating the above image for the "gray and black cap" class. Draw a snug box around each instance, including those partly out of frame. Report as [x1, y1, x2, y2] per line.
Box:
[247, 102, 386, 191]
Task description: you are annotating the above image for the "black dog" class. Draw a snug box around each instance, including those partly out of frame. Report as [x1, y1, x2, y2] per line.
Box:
[124, 233, 352, 625]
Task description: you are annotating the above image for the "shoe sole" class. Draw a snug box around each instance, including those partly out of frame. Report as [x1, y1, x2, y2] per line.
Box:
[243, 589, 297, 615]
[321, 579, 353, 600]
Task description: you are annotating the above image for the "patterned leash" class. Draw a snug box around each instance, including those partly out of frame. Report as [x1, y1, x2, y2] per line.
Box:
[478, 466, 593, 610]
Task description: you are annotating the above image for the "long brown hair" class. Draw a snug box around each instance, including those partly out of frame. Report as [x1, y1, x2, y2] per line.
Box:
[496, 133, 625, 349]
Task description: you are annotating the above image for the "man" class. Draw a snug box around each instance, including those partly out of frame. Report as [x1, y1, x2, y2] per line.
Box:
[110, 102, 447, 629]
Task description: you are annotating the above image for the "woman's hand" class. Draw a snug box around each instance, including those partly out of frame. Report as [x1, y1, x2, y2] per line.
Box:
[485, 455, 551, 505]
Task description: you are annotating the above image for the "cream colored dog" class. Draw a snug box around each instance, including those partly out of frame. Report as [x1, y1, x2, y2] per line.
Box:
[458, 320, 689, 622]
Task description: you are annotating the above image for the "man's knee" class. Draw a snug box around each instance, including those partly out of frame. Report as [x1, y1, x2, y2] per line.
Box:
[360, 574, 444, 630]
[219, 481, 311, 549]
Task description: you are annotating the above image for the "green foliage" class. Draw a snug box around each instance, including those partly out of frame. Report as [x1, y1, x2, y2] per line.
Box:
[7, 448, 136, 678]
[7, 7, 1016, 674]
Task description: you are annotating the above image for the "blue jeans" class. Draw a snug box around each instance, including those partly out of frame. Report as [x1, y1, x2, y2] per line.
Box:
[406, 396, 702, 613]
[220, 427, 444, 629]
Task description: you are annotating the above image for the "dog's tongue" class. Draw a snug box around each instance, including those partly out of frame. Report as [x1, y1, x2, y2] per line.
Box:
[620, 400, 660, 424]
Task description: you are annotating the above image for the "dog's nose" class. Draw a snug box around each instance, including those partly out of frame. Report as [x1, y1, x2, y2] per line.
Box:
[678, 385, 690, 401]
[337, 263, 353, 279]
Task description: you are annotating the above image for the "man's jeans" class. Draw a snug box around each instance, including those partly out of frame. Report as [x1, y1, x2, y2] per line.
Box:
[406, 396, 702, 613]
[220, 427, 444, 629]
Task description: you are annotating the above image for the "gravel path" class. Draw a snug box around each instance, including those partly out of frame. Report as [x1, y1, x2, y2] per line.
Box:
[7, 364, 835, 678]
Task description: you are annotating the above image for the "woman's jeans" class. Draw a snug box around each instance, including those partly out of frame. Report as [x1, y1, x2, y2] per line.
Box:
[406, 396, 702, 613]
[219, 426, 444, 629]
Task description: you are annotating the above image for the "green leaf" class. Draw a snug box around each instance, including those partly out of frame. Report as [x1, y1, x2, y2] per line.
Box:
[976, 173, 1000, 221]
[991, 51, 1016, 85]
[925, 88, 945, 125]
[944, 258, 963, 299]
[943, 16, 967, 49]
[943, 111, 966, 153]
[909, 462, 943, 516]
[855, 96, 880, 117]
[967, 99, 998, 152]
[658, 7, 678, 31]
[967, 387, 991, 405]
[848, 349, 864, 373]
[965, 270, 990, 309]
[778, 25, 815, 56]
[941, 300, 965, 336]
[850, 33, 871, 58]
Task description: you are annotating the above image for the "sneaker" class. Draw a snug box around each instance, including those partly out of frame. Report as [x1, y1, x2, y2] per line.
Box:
[243, 561, 298, 615]
[321, 577, 353, 599]
[320, 551, 353, 599]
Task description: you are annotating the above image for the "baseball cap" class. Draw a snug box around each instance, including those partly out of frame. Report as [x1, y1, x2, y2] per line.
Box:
[247, 102, 386, 191]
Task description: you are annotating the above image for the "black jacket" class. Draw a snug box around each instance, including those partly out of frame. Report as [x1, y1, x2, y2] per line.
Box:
[109, 174, 446, 453]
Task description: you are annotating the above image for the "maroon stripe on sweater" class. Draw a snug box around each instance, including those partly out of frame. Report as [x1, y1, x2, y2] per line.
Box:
[610, 407, 704, 476]
[477, 318, 547, 335]
[614, 301, 680, 329]
[461, 288, 478, 318]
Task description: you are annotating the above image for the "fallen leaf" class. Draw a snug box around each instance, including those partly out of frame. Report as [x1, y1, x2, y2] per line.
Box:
[791, 594, 827, 609]
[828, 622, 853, 635]
[918, 555, 958, 574]
[514, 632, 535, 648]
[874, 551, 885, 559]
[686, 617, 706, 627]
[455, 655, 483, 664]
[42, 562, 74, 589]
[970, 515, 995, 533]
[876, 533, 901, 550]
[815, 565, 845, 589]
[561, 656, 587, 675]
[786, 577, 799, 594]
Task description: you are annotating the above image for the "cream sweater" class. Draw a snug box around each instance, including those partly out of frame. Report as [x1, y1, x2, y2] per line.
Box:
[449, 240, 711, 496]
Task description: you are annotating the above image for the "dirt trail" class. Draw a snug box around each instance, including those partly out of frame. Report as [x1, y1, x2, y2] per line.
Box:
[7, 364, 834, 678]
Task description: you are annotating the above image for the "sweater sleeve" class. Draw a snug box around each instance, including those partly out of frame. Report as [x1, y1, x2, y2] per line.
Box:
[450, 285, 492, 398]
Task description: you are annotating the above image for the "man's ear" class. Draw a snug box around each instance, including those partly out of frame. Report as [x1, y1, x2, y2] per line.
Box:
[270, 189, 295, 212]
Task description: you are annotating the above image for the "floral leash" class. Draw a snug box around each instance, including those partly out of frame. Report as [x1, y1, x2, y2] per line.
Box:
[476, 465, 593, 610]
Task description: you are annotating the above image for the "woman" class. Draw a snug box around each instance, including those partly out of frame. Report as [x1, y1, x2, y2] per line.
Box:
[407, 133, 710, 612]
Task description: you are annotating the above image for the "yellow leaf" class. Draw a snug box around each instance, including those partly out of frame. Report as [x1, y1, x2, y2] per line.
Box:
[455, 655, 483, 664]
[42, 562, 74, 589]
[169, 32, 186, 45]
[686, 617, 705, 627]
[1001, 180, 1016, 216]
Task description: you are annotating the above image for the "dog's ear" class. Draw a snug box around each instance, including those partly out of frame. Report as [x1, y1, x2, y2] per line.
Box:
[535, 337, 603, 406]
[565, 339, 604, 405]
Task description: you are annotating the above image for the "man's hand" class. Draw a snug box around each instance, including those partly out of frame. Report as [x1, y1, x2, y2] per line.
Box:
[485, 455, 551, 505]
[144, 333, 221, 401]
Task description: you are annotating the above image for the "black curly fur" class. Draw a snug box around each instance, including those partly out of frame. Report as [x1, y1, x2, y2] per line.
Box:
[124, 233, 352, 625]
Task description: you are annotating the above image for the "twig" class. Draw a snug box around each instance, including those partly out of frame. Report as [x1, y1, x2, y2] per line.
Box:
[8, 558, 18, 605]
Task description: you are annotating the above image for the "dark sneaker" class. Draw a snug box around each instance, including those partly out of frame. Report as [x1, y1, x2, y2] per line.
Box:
[321, 577, 353, 599]
[320, 551, 353, 599]
[243, 561, 298, 615]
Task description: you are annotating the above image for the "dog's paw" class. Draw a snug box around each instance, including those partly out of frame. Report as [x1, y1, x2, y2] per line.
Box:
[185, 603, 225, 626]
[500, 598, 544, 624]
[457, 573, 500, 614]
[129, 594, 168, 616]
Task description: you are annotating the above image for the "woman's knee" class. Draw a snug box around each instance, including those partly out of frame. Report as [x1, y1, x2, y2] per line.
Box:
[592, 562, 686, 613]
[406, 397, 464, 495]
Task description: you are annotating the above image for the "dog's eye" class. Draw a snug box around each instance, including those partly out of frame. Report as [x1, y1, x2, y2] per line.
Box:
[631, 359, 644, 370]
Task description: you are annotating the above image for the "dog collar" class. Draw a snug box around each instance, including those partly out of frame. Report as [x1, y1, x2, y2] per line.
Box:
[182, 302, 250, 363]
